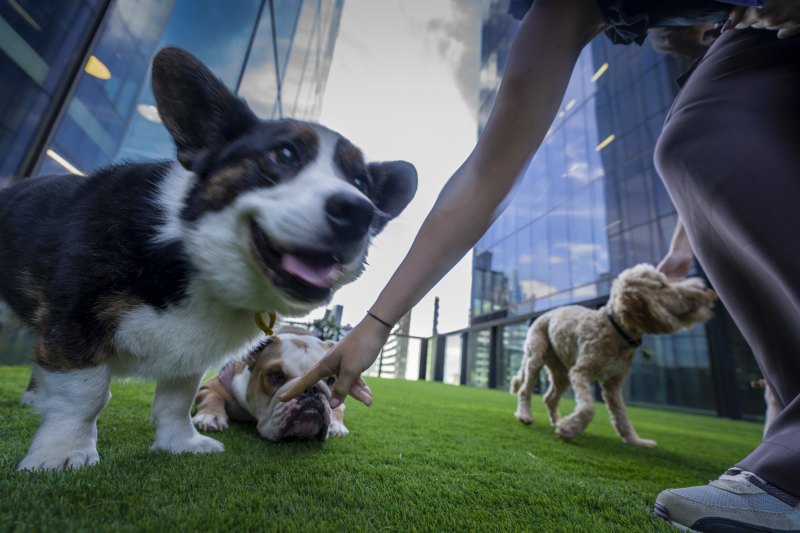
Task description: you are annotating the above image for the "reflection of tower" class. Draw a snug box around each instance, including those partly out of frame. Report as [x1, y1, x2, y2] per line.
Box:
[510, 268, 522, 305]
[590, 38, 692, 275]
[393, 312, 412, 378]
[325, 305, 343, 327]
[471, 250, 510, 323]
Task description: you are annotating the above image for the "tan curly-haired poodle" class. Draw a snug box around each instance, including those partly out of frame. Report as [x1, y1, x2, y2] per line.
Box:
[510, 263, 717, 447]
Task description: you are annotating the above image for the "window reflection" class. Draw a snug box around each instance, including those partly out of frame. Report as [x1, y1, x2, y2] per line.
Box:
[466, 330, 491, 388]
[30, 0, 343, 177]
[498, 323, 528, 391]
[0, 1, 106, 183]
[443, 334, 463, 386]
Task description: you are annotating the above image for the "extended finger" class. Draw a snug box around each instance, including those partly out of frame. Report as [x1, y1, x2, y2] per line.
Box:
[778, 25, 800, 39]
[279, 361, 336, 402]
[330, 371, 361, 409]
[724, 6, 746, 31]
[348, 377, 373, 406]
[735, 6, 762, 29]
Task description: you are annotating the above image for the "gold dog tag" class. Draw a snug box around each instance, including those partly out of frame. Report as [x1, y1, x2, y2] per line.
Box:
[255, 310, 277, 336]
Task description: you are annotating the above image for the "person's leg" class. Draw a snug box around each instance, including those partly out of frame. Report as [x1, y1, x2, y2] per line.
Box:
[654, 28, 800, 529]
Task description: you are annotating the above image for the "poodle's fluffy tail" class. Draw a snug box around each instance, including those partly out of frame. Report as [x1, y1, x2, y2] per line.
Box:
[510, 319, 547, 394]
[510, 328, 534, 394]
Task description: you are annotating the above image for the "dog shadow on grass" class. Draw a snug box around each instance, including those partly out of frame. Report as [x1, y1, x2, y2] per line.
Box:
[516, 425, 743, 480]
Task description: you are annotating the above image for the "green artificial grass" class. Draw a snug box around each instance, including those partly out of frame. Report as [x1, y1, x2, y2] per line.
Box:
[0, 365, 761, 532]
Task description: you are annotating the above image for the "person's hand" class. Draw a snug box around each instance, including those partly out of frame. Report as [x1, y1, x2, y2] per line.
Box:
[725, 1, 800, 39]
[657, 248, 693, 280]
[279, 316, 392, 408]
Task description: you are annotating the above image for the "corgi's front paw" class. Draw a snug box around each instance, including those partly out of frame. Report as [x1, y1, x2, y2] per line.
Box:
[152, 433, 224, 455]
[18, 447, 100, 471]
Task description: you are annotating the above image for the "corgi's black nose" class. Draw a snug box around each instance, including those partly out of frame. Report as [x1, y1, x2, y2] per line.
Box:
[325, 193, 374, 240]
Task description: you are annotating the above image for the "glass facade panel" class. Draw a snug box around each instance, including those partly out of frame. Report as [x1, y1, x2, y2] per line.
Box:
[498, 322, 528, 391]
[403, 338, 422, 381]
[0, 0, 343, 179]
[38, 0, 181, 175]
[466, 329, 490, 388]
[443, 334, 463, 385]
[0, 0, 106, 184]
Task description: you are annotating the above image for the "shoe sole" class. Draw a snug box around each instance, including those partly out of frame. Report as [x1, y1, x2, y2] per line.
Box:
[654, 502, 798, 533]
[654, 502, 697, 532]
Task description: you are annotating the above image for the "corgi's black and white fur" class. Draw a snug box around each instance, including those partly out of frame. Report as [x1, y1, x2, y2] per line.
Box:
[0, 47, 417, 470]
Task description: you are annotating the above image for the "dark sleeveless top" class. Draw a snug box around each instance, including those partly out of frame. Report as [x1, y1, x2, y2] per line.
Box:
[508, 0, 763, 45]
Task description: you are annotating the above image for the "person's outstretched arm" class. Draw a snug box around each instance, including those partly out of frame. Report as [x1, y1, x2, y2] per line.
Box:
[657, 217, 695, 280]
[281, 0, 607, 407]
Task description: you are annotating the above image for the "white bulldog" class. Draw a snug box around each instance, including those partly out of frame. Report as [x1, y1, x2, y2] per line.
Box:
[192, 326, 347, 441]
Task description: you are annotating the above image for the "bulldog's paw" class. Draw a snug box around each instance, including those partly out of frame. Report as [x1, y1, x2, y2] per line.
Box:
[625, 437, 657, 448]
[514, 408, 533, 425]
[192, 412, 229, 433]
[18, 447, 100, 471]
[328, 421, 349, 438]
[152, 434, 224, 455]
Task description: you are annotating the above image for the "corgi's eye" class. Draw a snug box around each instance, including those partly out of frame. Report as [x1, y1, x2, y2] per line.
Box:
[326, 376, 336, 386]
[268, 370, 286, 385]
[268, 145, 298, 166]
[352, 176, 369, 193]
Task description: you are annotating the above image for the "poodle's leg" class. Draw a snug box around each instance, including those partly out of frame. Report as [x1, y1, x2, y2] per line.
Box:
[514, 327, 548, 425]
[600, 375, 657, 447]
[543, 361, 570, 426]
[555, 366, 595, 440]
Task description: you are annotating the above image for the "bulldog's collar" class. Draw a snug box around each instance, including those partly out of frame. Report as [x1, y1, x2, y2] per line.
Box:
[217, 360, 237, 398]
[217, 361, 256, 422]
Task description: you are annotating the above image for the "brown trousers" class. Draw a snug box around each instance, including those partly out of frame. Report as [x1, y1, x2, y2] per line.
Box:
[656, 29, 800, 495]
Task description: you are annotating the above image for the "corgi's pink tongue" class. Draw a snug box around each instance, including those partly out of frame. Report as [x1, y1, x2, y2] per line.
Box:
[281, 254, 342, 289]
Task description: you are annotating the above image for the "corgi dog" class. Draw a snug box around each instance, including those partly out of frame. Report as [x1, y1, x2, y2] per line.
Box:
[0, 47, 416, 470]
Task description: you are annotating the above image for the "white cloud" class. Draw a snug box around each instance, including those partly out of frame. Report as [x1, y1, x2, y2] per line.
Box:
[519, 279, 556, 299]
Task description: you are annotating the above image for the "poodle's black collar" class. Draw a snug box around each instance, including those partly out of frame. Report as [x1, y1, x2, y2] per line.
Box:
[607, 312, 642, 348]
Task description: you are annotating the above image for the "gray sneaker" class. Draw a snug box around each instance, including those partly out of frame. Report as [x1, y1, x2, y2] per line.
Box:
[654, 468, 800, 532]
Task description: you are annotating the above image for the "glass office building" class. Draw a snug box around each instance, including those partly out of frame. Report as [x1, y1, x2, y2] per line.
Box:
[0, 0, 344, 184]
[0, 0, 343, 361]
[448, 1, 765, 419]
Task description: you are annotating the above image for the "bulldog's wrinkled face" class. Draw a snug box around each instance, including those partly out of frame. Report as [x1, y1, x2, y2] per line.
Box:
[242, 331, 336, 441]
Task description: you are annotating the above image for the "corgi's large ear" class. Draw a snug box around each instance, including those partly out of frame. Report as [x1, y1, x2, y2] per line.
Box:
[151, 47, 258, 172]
[368, 160, 418, 234]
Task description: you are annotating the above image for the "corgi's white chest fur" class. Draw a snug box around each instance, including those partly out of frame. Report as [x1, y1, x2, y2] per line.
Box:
[111, 285, 262, 379]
